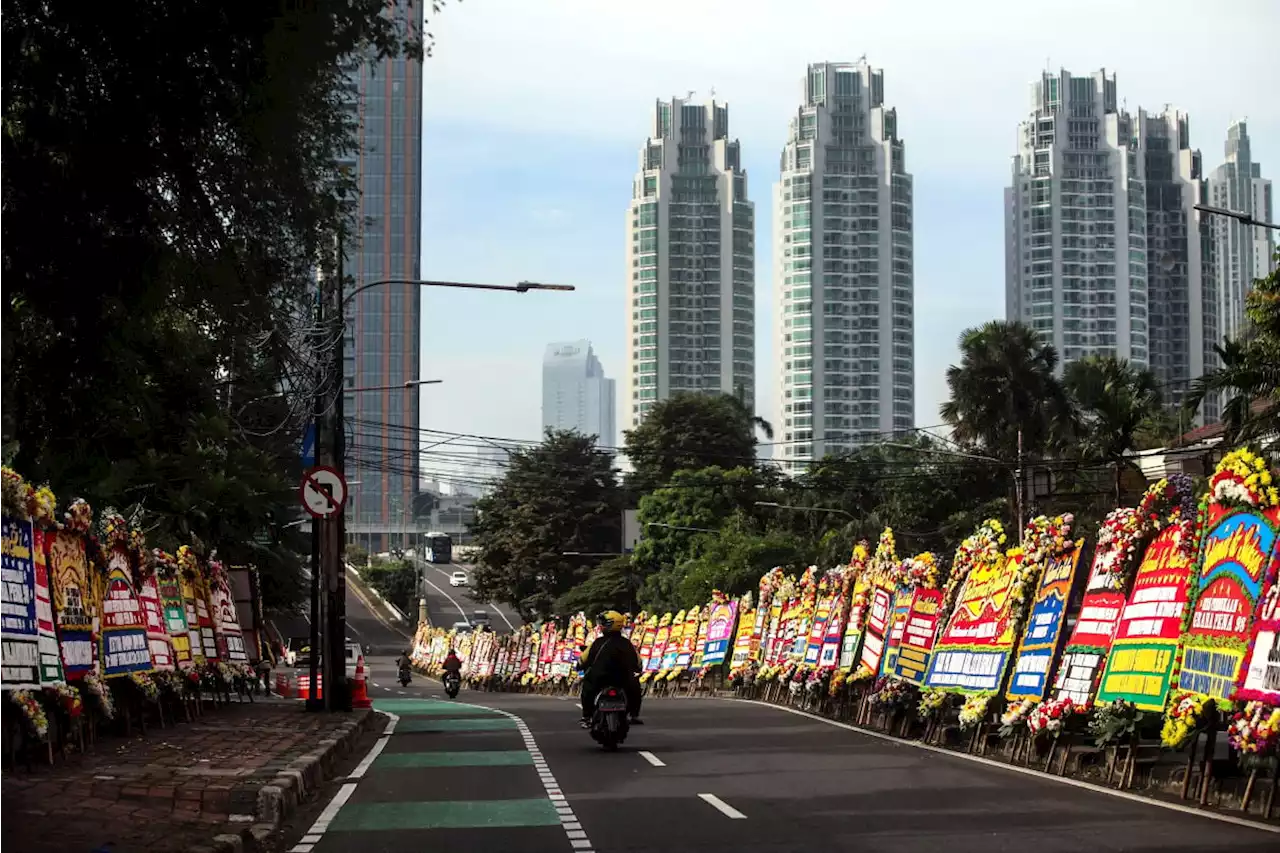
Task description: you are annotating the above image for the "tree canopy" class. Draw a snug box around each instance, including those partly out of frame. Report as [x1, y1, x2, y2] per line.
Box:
[1, 1, 436, 608]
[622, 393, 759, 494]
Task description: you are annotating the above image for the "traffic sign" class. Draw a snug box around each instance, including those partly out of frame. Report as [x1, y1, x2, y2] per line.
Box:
[300, 423, 316, 468]
[299, 465, 347, 519]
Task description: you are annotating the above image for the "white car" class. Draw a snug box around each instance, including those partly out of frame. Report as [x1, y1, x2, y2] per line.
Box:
[449, 570, 468, 587]
[344, 640, 363, 678]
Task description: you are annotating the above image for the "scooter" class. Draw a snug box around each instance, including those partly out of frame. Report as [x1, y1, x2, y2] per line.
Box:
[398, 666, 412, 687]
[443, 671, 461, 699]
[588, 686, 630, 751]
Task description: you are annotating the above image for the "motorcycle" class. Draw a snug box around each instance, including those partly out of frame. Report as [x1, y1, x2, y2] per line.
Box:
[443, 671, 461, 699]
[588, 685, 630, 751]
[398, 667, 412, 687]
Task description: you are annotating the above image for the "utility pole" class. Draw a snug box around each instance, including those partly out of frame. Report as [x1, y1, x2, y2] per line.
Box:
[306, 280, 324, 712]
[1015, 429, 1025, 543]
[322, 223, 351, 712]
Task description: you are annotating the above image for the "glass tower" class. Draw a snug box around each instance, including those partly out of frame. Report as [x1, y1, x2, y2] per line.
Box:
[342, 2, 423, 553]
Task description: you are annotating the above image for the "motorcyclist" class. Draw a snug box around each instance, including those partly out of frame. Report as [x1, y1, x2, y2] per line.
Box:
[580, 611, 643, 728]
[442, 648, 463, 676]
[395, 650, 412, 679]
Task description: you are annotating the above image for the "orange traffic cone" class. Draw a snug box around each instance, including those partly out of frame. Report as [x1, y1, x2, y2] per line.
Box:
[351, 655, 372, 709]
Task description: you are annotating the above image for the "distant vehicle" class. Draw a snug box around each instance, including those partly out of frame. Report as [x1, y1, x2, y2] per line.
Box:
[290, 637, 311, 668]
[425, 532, 453, 564]
[449, 570, 468, 587]
[451, 621, 473, 635]
[471, 610, 491, 628]
[344, 640, 363, 678]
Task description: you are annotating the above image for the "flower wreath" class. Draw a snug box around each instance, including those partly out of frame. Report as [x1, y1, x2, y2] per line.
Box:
[1161, 691, 1211, 749]
[958, 694, 991, 729]
[1094, 507, 1145, 591]
[1027, 696, 1076, 739]
[917, 687, 950, 720]
[1136, 474, 1201, 557]
[1209, 447, 1278, 509]
[1226, 701, 1280, 759]
[9, 690, 50, 740]
[942, 519, 1006, 616]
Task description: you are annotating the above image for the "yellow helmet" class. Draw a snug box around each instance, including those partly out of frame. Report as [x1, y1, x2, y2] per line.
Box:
[599, 610, 626, 633]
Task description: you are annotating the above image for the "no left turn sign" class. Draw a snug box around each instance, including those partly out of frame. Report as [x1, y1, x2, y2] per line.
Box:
[299, 465, 347, 518]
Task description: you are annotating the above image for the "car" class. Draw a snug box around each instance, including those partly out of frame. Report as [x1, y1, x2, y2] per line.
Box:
[451, 621, 473, 635]
[449, 570, 468, 587]
[471, 610, 491, 628]
[344, 640, 363, 678]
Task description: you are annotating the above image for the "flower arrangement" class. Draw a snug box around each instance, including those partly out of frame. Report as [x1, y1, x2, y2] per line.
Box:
[828, 668, 849, 698]
[1090, 698, 1144, 747]
[1137, 474, 1200, 557]
[1226, 701, 1280, 758]
[82, 671, 116, 719]
[1161, 691, 1209, 749]
[98, 507, 130, 551]
[1027, 697, 1075, 739]
[850, 663, 876, 684]
[1000, 698, 1037, 736]
[1094, 507, 1145, 590]
[1, 466, 31, 518]
[942, 519, 1006, 615]
[177, 544, 200, 579]
[867, 677, 915, 714]
[30, 484, 57, 527]
[871, 528, 899, 584]
[958, 694, 991, 729]
[917, 688, 950, 720]
[45, 683, 83, 719]
[901, 552, 939, 590]
[129, 671, 160, 702]
[65, 498, 94, 533]
[9, 689, 49, 740]
[1209, 447, 1278, 508]
[1021, 513, 1075, 567]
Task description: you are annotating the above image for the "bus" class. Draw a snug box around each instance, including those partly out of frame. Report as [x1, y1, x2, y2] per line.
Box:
[424, 532, 452, 564]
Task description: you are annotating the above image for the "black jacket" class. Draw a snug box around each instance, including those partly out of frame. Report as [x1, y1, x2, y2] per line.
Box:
[581, 633, 641, 685]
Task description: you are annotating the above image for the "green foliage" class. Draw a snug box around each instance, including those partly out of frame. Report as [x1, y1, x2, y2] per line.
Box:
[361, 559, 417, 617]
[1064, 355, 1163, 502]
[645, 525, 809, 613]
[622, 393, 759, 494]
[468, 430, 621, 620]
[553, 556, 640, 617]
[1, 1, 442, 610]
[940, 320, 1074, 461]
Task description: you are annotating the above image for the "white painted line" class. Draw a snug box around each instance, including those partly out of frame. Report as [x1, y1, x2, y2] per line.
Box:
[638, 750, 665, 767]
[289, 845, 314, 853]
[422, 574, 471, 623]
[349, 734, 391, 779]
[699, 793, 747, 820]
[442, 561, 518, 630]
[301, 835, 321, 843]
[308, 781, 357, 834]
[294, 711, 398, 848]
[724, 699, 1280, 835]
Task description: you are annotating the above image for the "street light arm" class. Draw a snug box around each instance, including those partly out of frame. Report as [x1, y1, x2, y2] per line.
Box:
[1194, 203, 1280, 231]
[754, 501, 854, 520]
[342, 278, 576, 306]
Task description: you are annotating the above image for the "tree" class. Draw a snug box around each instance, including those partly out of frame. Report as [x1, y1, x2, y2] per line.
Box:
[644, 523, 808, 613]
[940, 321, 1074, 462]
[468, 430, 621, 620]
[622, 393, 759, 494]
[1064, 355, 1163, 503]
[1185, 257, 1280, 442]
[1, 2, 438, 609]
[553, 556, 641, 617]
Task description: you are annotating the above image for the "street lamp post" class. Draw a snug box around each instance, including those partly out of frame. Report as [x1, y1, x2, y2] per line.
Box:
[1194, 203, 1279, 231]
[310, 268, 573, 712]
[754, 501, 854, 520]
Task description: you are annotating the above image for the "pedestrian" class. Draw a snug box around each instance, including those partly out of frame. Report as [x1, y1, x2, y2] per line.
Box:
[256, 641, 275, 696]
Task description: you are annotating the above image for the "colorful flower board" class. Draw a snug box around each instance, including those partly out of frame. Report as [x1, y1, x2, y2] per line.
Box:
[2, 516, 41, 689]
[729, 607, 757, 671]
[877, 587, 914, 678]
[100, 550, 153, 677]
[857, 585, 894, 677]
[1096, 525, 1196, 711]
[1006, 541, 1084, 702]
[32, 529, 65, 684]
[924, 549, 1023, 695]
[1052, 545, 1130, 708]
[819, 593, 845, 668]
[702, 600, 738, 666]
[1176, 506, 1279, 702]
[1238, 553, 1279, 702]
[839, 575, 869, 670]
[805, 589, 835, 665]
[891, 587, 944, 686]
[47, 530, 95, 679]
[138, 576, 176, 671]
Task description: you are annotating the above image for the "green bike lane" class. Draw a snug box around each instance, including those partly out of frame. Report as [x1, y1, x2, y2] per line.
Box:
[290, 697, 592, 853]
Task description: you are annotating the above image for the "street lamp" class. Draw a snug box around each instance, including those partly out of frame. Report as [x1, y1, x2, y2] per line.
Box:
[348, 379, 443, 393]
[646, 522, 719, 533]
[754, 501, 854, 520]
[1194, 204, 1279, 231]
[342, 278, 576, 306]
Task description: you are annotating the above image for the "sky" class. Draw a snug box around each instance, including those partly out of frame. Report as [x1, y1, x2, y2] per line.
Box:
[415, 0, 1279, 485]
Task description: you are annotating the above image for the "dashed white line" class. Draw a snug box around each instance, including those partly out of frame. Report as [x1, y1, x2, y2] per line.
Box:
[638, 751, 666, 767]
[698, 793, 747, 820]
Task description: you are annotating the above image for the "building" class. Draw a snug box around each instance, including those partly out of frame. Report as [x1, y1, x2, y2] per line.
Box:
[542, 340, 616, 449]
[340, 2, 424, 553]
[1005, 69, 1151, 369]
[624, 96, 756, 429]
[1137, 108, 1218, 421]
[1206, 121, 1275, 343]
[773, 61, 914, 473]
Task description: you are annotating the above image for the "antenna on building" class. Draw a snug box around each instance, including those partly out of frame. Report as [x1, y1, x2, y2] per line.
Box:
[857, 53, 867, 64]
[686, 90, 695, 101]
[709, 86, 716, 99]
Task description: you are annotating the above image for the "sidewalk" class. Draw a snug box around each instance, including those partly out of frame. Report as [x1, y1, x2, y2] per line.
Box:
[2, 698, 374, 853]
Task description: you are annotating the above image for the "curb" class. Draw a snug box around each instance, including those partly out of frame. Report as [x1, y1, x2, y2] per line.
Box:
[188, 709, 378, 853]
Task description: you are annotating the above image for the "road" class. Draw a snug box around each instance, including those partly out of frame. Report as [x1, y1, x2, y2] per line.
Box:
[416, 558, 522, 631]
[287, 657, 1279, 853]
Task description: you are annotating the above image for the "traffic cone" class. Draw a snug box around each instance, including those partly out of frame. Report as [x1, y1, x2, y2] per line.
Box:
[351, 655, 372, 709]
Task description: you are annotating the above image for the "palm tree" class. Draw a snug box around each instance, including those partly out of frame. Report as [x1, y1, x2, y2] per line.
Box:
[1064, 355, 1163, 504]
[940, 320, 1073, 461]
[729, 385, 774, 440]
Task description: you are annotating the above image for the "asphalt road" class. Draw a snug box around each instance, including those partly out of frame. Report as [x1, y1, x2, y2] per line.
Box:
[416, 558, 522, 631]
[288, 656, 1279, 853]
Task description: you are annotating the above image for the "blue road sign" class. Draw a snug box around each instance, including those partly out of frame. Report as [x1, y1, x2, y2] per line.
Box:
[301, 423, 316, 468]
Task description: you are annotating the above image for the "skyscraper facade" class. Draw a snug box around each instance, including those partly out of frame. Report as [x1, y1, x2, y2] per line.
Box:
[1005, 69, 1150, 369]
[542, 340, 616, 449]
[341, 3, 424, 553]
[773, 61, 914, 473]
[624, 97, 755, 429]
[1207, 121, 1275, 343]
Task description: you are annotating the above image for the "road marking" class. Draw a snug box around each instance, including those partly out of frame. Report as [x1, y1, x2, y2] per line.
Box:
[444, 561, 518, 630]
[698, 793, 747, 820]
[348, 711, 398, 780]
[421, 574, 471, 623]
[638, 750, 666, 767]
[725, 699, 1280, 835]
